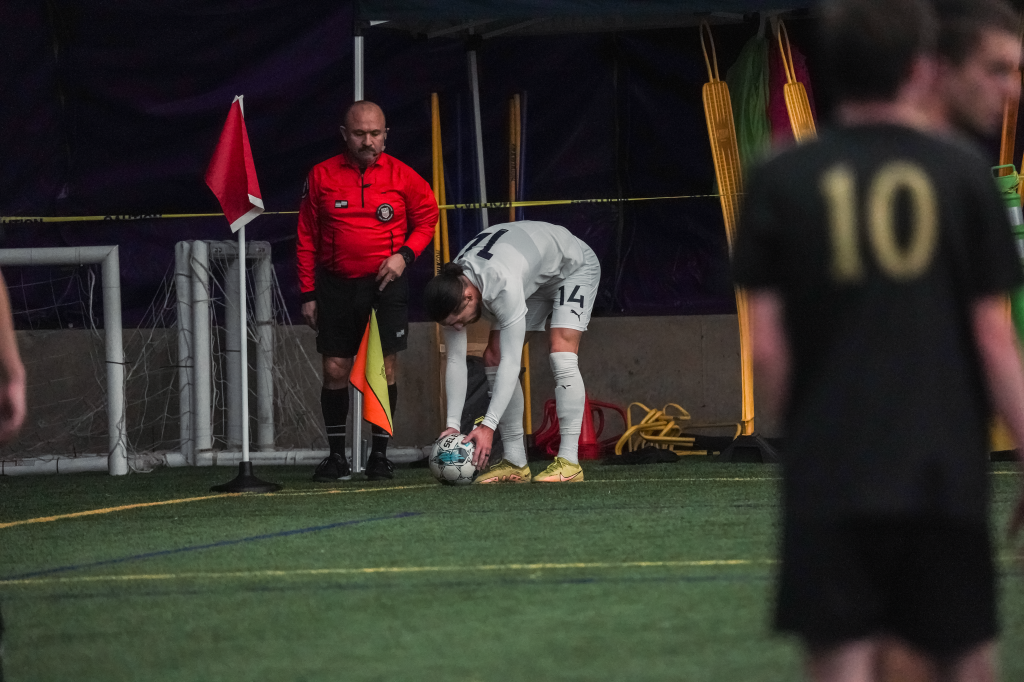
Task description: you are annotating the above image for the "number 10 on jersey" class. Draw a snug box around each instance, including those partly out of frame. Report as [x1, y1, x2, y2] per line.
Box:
[821, 161, 938, 283]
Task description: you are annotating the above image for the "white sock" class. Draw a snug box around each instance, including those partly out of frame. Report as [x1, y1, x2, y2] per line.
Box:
[549, 351, 584, 464]
[484, 366, 528, 467]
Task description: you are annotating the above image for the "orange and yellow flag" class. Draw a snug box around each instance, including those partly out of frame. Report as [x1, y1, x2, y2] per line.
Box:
[349, 309, 393, 435]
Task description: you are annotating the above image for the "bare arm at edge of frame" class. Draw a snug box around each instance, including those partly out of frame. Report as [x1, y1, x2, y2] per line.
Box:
[0, 271, 25, 444]
[748, 289, 790, 426]
[971, 294, 1024, 544]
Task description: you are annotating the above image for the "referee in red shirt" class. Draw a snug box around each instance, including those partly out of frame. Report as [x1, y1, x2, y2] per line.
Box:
[297, 100, 438, 481]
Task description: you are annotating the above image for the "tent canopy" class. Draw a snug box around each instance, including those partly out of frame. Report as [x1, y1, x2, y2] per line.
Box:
[356, 0, 812, 36]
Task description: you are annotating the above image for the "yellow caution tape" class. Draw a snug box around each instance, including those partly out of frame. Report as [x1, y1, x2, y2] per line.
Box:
[0, 193, 737, 224]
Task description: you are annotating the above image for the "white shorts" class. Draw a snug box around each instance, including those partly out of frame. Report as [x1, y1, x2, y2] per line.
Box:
[524, 240, 601, 332]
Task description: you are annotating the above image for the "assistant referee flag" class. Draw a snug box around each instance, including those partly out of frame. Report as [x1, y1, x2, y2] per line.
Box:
[350, 310, 393, 435]
[204, 95, 264, 232]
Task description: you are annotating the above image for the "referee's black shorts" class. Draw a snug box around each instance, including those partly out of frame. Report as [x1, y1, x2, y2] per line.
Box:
[775, 517, 996, 657]
[314, 268, 409, 358]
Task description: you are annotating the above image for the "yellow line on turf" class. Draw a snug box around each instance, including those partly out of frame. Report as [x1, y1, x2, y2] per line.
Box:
[271, 484, 435, 497]
[0, 484, 435, 530]
[0, 559, 772, 587]
[0, 493, 236, 530]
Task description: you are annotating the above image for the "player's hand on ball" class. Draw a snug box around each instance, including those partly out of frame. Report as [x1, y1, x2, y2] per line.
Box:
[463, 426, 494, 468]
[437, 427, 459, 441]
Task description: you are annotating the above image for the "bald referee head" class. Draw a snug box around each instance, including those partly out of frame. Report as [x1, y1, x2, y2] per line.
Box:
[339, 100, 387, 169]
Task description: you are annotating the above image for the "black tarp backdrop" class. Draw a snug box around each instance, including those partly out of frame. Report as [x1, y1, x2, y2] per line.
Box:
[0, 0, 892, 329]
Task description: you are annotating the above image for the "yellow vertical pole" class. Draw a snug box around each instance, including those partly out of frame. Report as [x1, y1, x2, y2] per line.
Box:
[505, 94, 532, 436]
[700, 22, 755, 436]
[509, 95, 519, 223]
[1003, 15, 1024, 176]
[508, 94, 533, 437]
[431, 94, 446, 426]
[431, 94, 442, 275]
[439, 170, 450, 265]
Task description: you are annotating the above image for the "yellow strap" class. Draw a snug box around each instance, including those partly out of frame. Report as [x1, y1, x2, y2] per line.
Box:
[699, 22, 720, 83]
[776, 20, 797, 85]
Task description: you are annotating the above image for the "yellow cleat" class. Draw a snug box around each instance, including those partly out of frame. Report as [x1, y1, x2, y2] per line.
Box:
[532, 457, 584, 483]
[473, 459, 533, 484]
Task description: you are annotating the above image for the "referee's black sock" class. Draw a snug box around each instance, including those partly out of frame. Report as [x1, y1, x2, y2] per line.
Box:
[321, 386, 349, 458]
[371, 383, 398, 457]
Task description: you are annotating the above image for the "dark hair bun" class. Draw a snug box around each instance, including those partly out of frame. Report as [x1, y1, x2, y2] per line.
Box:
[440, 261, 464, 278]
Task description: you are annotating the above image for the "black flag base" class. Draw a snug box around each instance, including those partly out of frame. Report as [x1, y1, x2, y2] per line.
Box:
[210, 461, 282, 493]
[718, 433, 780, 463]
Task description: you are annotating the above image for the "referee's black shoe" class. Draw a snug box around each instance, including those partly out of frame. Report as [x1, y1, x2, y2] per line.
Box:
[312, 453, 351, 482]
[364, 452, 395, 481]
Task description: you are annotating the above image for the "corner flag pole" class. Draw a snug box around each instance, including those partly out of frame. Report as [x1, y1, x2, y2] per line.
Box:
[205, 94, 280, 493]
[239, 223, 250, 466]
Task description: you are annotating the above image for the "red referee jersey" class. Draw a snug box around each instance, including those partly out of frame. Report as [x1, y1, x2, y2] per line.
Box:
[296, 153, 438, 297]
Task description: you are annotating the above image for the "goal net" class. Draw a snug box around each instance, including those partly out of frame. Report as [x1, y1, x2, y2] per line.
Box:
[0, 241, 324, 470]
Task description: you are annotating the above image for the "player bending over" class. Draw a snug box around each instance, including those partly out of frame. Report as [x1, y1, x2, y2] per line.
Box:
[424, 220, 600, 484]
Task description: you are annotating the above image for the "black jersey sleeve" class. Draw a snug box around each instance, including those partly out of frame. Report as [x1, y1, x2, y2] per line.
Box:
[733, 162, 785, 290]
[962, 161, 1024, 296]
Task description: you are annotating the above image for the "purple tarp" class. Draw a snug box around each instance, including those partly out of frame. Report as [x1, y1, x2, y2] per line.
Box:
[1, 1, 822, 327]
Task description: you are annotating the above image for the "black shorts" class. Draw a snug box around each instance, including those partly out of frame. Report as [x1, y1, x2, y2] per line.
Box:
[315, 268, 409, 358]
[775, 517, 996, 656]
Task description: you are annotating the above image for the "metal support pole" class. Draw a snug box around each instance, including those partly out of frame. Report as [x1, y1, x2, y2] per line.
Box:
[255, 252, 274, 450]
[101, 248, 126, 475]
[354, 33, 364, 101]
[468, 36, 488, 229]
[191, 240, 213, 456]
[225, 255, 243, 449]
[174, 241, 194, 464]
[351, 25, 365, 471]
[238, 227, 250, 463]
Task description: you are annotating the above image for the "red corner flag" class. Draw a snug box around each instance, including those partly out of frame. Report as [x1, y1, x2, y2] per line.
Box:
[204, 95, 263, 231]
[350, 310, 393, 435]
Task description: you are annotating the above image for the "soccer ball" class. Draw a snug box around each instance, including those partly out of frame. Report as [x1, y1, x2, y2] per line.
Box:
[429, 433, 477, 485]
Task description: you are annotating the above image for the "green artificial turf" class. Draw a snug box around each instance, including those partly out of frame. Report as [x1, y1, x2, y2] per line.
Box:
[0, 461, 1020, 681]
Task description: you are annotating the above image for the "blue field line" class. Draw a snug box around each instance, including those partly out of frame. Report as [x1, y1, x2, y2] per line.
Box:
[2, 511, 421, 581]
[3, 572, 776, 602]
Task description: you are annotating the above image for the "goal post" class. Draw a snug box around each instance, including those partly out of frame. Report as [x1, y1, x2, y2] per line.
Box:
[0, 246, 127, 475]
[175, 239, 275, 464]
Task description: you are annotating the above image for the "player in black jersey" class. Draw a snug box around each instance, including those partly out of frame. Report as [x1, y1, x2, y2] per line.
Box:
[734, 0, 1024, 680]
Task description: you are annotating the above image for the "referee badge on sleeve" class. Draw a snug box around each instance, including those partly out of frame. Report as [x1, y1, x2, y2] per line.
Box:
[376, 203, 394, 222]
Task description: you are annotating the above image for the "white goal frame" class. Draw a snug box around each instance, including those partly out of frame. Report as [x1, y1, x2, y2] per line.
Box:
[175, 240, 275, 464]
[0, 246, 127, 474]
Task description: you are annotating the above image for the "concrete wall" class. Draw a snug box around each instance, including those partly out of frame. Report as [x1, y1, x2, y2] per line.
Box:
[2, 315, 779, 459]
[393, 315, 780, 447]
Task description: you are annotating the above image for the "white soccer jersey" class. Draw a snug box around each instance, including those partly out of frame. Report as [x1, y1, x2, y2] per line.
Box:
[454, 221, 585, 329]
